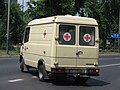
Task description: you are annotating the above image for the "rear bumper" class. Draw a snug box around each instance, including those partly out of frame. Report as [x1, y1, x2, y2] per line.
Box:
[50, 68, 99, 77]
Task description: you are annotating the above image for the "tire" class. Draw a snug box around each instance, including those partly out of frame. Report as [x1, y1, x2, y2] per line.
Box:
[20, 58, 29, 72]
[38, 65, 45, 82]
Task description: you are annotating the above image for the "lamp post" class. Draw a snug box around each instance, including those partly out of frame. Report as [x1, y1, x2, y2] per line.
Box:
[6, 0, 10, 54]
[22, 0, 24, 12]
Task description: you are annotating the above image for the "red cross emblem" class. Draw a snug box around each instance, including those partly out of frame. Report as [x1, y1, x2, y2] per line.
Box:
[83, 34, 91, 42]
[43, 30, 47, 38]
[63, 32, 71, 41]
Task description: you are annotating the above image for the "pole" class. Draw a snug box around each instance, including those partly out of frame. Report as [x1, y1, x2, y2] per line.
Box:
[22, 0, 24, 41]
[6, 0, 10, 54]
[118, 8, 120, 53]
[22, 0, 24, 12]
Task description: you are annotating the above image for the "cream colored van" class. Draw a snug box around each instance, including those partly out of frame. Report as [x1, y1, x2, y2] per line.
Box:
[19, 15, 99, 83]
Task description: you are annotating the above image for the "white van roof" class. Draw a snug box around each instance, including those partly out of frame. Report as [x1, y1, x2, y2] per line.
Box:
[28, 15, 98, 26]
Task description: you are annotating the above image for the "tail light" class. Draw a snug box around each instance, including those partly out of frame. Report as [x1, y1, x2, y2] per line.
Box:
[88, 69, 100, 76]
[51, 68, 65, 73]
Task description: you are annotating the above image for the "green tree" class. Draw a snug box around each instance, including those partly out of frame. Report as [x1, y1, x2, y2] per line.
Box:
[0, 3, 25, 49]
[0, 0, 6, 48]
[25, 0, 85, 20]
[25, 0, 120, 49]
[85, 0, 120, 48]
[85, 0, 105, 47]
[74, 0, 86, 16]
[9, 3, 25, 45]
[0, 0, 5, 18]
[44, 0, 76, 16]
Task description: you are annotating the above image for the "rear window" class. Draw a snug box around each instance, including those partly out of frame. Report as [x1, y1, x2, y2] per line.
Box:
[59, 25, 75, 45]
[79, 26, 95, 46]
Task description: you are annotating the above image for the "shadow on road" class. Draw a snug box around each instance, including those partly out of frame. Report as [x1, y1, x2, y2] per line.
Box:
[86, 78, 110, 87]
[50, 78, 110, 87]
[27, 69, 110, 87]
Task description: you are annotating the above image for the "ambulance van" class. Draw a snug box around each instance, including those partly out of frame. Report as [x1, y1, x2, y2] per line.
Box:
[19, 15, 99, 82]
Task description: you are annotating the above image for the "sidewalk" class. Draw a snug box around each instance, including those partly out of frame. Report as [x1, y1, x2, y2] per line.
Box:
[0, 50, 19, 58]
[99, 53, 120, 56]
[0, 55, 19, 58]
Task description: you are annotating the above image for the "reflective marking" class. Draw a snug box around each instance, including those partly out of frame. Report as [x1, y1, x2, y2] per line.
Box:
[32, 76, 38, 79]
[8, 79, 24, 83]
[99, 63, 120, 68]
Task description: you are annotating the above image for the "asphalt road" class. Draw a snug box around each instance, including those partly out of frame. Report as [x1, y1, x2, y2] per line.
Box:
[0, 54, 120, 90]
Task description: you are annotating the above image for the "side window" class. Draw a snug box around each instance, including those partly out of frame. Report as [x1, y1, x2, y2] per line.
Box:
[24, 27, 30, 43]
[59, 25, 75, 45]
[79, 26, 95, 46]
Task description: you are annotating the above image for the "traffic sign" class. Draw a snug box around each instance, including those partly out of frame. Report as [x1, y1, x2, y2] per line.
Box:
[111, 33, 120, 38]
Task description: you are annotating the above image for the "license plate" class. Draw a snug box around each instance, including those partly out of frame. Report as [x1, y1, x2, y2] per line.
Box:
[65, 69, 82, 73]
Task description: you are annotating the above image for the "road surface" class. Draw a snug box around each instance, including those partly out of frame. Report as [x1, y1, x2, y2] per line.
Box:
[0, 54, 120, 90]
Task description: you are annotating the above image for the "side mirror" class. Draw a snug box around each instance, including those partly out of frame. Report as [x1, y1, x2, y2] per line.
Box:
[19, 42, 23, 46]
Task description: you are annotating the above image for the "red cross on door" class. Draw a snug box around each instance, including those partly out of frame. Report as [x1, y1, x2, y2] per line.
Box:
[43, 30, 47, 38]
[63, 32, 71, 41]
[83, 34, 91, 42]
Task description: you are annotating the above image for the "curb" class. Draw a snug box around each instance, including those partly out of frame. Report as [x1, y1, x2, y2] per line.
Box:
[0, 55, 19, 58]
[99, 53, 120, 56]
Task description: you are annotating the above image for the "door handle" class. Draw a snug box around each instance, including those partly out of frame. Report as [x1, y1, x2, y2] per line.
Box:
[76, 51, 83, 55]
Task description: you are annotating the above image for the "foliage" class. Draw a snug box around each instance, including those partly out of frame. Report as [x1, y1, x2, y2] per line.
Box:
[9, 3, 25, 44]
[0, 49, 19, 56]
[0, 0, 5, 18]
[85, 0, 120, 49]
[0, 2, 25, 49]
[0, 0, 120, 50]
[25, 0, 85, 20]
[25, 0, 120, 49]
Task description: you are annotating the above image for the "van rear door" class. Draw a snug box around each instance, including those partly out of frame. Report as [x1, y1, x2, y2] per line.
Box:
[76, 26, 99, 67]
[56, 24, 77, 67]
